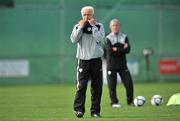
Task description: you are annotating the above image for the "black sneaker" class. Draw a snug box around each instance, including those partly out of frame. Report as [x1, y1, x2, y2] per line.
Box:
[128, 102, 135, 107]
[91, 113, 101, 118]
[74, 111, 83, 118]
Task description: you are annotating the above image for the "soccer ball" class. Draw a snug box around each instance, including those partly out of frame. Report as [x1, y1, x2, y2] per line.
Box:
[151, 95, 163, 106]
[133, 96, 146, 107]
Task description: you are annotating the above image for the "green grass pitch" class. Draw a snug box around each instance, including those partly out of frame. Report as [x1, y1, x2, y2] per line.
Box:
[0, 83, 180, 121]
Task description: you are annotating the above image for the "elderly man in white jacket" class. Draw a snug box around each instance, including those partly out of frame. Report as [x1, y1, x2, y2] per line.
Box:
[70, 6, 105, 118]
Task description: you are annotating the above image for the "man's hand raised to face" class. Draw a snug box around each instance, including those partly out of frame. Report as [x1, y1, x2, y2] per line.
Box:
[79, 19, 87, 28]
[88, 18, 96, 26]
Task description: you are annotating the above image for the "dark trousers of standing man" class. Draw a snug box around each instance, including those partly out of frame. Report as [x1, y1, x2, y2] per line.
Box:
[107, 69, 134, 105]
[74, 58, 103, 115]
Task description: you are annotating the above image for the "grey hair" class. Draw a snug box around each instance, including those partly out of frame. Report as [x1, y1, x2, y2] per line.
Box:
[110, 19, 120, 27]
[81, 6, 94, 15]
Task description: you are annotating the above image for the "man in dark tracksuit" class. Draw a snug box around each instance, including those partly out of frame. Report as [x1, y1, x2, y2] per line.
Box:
[104, 19, 134, 108]
[70, 6, 105, 118]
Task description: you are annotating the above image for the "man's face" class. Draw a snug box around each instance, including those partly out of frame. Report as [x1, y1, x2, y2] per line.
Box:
[81, 9, 93, 21]
[110, 22, 120, 34]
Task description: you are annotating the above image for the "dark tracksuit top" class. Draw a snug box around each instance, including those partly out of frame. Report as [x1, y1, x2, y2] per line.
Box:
[105, 32, 130, 70]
